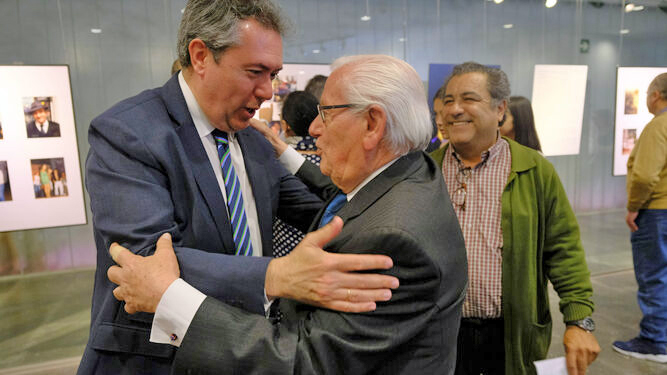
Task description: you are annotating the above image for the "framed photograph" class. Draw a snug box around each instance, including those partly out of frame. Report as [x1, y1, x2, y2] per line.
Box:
[0, 65, 86, 231]
[23, 96, 61, 138]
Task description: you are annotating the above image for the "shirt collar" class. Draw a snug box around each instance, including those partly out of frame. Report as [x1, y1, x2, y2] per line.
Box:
[450, 134, 506, 170]
[178, 72, 235, 142]
[346, 157, 400, 201]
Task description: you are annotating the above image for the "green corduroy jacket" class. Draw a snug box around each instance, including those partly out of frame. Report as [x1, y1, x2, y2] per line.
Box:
[431, 138, 594, 375]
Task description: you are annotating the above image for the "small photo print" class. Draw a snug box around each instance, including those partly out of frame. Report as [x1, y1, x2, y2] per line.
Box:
[0, 116, 4, 139]
[30, 158, 68, 199]
[624, 89, 639, 115]
[23, 96, 61, 138]
[622, 129, 637, 155]
[0, 161, 11, 202]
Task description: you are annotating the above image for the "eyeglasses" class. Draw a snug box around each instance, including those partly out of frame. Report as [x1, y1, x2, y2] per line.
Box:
[317, 104, 355, 123]
[453, 167, 471, 210]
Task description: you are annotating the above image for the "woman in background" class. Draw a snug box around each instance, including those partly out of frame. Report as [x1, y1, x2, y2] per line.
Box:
[280, 91, 321, 165]
[500, 95, 542, 152]
[269, 90, 321, 257]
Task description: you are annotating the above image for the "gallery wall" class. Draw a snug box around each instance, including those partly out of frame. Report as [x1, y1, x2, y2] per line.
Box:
[0, 0, 665, 370]
[0, 0, 665, 272]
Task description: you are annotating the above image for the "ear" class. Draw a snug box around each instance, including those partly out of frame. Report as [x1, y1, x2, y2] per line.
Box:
[188, 39, 210, 77]
[362, 105, 387, 151]
[496, 99, 507, 124]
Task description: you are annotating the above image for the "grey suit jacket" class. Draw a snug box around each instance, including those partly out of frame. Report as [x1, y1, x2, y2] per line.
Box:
[173, 151, 467, 375]
[79, 75, 323, 375]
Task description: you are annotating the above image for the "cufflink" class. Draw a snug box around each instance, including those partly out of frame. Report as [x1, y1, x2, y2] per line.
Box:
[170, 333, 178, 341]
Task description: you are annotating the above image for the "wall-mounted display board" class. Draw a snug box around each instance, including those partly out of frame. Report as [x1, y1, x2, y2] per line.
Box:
[0, 65, 86, 232]
[532, 64, 588, 157]
[256, 63, 330, 124]
[613, 67, 667, 176]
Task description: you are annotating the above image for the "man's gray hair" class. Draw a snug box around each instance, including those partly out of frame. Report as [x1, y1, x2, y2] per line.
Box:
[444, 61, 511, 105]
[177, 0, 288, 68]
[331, 55, 432, 154]
[649, 72, 667, 101]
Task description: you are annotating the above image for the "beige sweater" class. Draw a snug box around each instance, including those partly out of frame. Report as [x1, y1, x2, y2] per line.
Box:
[627, 110, 667, 211]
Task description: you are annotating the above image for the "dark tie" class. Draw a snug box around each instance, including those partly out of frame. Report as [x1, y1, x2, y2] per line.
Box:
[39, 123, 45, 134]
[319, 193, 347, 228]
[212, 129, 253, 256]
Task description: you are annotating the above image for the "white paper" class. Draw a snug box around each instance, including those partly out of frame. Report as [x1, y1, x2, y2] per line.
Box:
[531, 64, 588, 157]
[534, 356, 567, 375]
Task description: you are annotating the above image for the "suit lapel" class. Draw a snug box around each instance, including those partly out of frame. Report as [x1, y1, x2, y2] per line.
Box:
[337, 152, 422, 224]
[311, 152, 423, 239]
[161, 76, 236, 253]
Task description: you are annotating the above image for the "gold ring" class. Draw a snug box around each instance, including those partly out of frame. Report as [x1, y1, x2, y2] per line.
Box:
[347, 289, 351, 301]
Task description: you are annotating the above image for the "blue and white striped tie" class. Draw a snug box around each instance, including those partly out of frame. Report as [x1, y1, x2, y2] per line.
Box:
[212, 129, 253, 256]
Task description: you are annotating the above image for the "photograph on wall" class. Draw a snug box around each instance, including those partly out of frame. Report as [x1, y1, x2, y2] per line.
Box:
[622, 129, 637, 155]
[23, 96, 61, 138]
[0, 65, 86, 232]
[30, 158, 67, 199]
[613, 66, 667, 175]
[255, 63, 330, 132]
[0, 161, 11, 202]
[624, 89, 639, 115]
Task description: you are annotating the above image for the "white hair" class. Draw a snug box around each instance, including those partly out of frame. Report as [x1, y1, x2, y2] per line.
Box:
[331, 55, 432, 154]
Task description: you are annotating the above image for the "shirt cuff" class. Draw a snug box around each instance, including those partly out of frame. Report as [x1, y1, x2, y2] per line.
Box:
[279, 147, 306, 174]
[150, 278, 206, 347]
[263, 289, 275, 318]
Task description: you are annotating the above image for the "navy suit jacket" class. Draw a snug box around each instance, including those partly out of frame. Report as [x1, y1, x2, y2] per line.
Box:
[78, 75, 323, 374]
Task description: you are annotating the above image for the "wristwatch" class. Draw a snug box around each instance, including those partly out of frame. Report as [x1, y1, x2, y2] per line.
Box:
[566, 316, 595, 332]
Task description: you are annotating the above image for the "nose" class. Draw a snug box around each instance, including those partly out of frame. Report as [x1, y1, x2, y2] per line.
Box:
[255, 77, 273, 101]
[447, 100, 464, 118]
[309, 116, 324, 138]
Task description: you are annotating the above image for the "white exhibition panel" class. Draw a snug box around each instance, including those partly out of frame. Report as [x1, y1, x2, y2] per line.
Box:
[613, 67, 667, 176]
[0, 65, 86, 232]
[531, 64, 588, 156]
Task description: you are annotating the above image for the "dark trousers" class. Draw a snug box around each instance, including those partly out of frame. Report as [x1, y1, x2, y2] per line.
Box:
[455, 318, 505, 375]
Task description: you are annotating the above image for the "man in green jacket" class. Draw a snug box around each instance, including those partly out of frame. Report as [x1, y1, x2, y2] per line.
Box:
[430, 62, 600, 375]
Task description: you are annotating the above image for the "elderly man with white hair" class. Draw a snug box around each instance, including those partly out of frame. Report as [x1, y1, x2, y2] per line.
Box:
[107, 54, 467, 374]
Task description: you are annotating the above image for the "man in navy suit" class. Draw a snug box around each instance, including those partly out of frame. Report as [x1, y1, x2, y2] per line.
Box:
[79, 1, 399, 374]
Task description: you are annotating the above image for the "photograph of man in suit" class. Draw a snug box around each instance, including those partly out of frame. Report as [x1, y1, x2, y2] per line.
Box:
[25, 100, 61, 138]
[108, 54, 467, 374]
[79, 1, 399, 374]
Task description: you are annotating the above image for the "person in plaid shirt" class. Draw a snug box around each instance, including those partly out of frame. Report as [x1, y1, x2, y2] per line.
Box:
[430, 62, 600, 375]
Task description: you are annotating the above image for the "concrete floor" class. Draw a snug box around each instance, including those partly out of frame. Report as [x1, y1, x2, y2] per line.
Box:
[0, 210, 665, 374]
